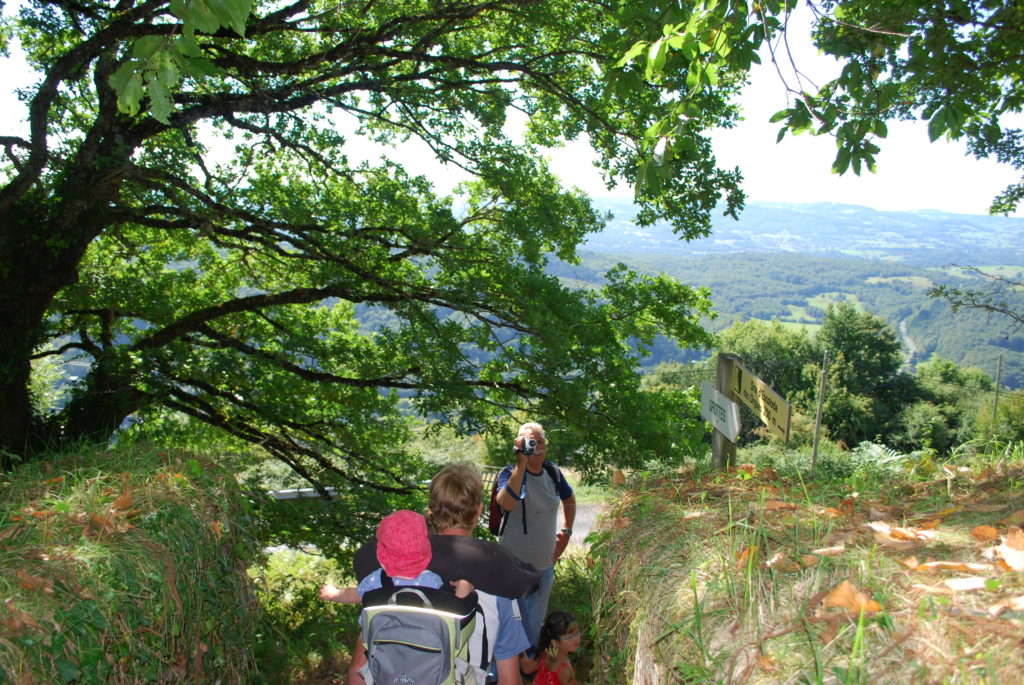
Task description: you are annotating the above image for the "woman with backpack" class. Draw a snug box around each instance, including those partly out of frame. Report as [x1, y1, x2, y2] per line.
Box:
[349, 463, 539, 684]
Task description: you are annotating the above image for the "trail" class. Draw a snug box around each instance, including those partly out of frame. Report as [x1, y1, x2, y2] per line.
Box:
[899, 317, 920, 366]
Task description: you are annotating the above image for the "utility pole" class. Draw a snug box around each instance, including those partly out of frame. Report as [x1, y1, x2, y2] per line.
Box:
[811, 349, 829, 472]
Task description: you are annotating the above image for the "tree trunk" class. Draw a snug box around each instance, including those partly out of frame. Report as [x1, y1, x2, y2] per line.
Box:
[0, 155, 129, 464]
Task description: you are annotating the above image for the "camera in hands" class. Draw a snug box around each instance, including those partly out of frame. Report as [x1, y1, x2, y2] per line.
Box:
[518, 437, 537, 456]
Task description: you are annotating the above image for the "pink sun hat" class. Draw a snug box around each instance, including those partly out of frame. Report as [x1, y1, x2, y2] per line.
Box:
[376, 509, 432, 578]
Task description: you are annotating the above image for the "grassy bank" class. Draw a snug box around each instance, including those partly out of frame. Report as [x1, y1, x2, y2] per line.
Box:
[587, 441, 1024, 683]
[0, 444, 264, 683]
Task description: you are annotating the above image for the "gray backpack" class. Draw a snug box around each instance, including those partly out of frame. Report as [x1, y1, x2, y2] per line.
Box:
[359, 573, 479, 685]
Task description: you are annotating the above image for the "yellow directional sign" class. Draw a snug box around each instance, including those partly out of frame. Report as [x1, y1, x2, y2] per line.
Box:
[731, 362, 791, 442]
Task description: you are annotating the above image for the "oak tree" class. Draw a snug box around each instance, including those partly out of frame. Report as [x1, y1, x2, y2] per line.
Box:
[1, 0, 748, 488]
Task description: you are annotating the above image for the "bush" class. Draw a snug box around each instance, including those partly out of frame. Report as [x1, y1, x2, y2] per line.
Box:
[249, 547, 360, 681]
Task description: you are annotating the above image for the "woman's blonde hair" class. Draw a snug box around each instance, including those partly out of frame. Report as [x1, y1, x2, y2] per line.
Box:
[425, 463, 483, 534]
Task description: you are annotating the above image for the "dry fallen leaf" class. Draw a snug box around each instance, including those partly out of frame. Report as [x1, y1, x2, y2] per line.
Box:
[897, 556, 920, 570]
[811, 545, 846, 557]
[3, 599, 42, 631]
[972, 525, 999, 542]
[995, 526, 1024, 571]
[918, 519, 942, 530]
[1006, 526, 1024, 550]
[735, 545, 758, 570]
[912, 583, 954, 596]
[943, 576, 987, 592]
[822, 580, 883, 615]
[764, 500, 797, 511]
[16, 569, 55, 596]
[610, 469, 626, 485]
[111, 489, 134, 512]
[760, 467, 779, 480]
[867, 502, 902, 521]
[839, 494, 858, 517]
[820, 506, 842, 518]
[918, 561, 992, 573]
[736, 463, 756, 475]
[801, 554, 821, 567]
[866, 521, 936, 549]
[988, 595, 1024, 617]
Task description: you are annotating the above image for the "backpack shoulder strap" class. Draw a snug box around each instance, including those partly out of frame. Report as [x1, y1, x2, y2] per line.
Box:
[541, 460, 559, 484]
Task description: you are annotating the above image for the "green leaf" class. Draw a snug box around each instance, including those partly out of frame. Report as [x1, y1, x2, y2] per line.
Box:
[133, 36, 164, 60]
[832, 148, 851, 174]
[111, 64, 145, 117]
[184, 56, 222, 77]
[615, 40, 648, 68]
[55, 658, 80, 683]
[927, 106, 948, 142]
[174, 35, 202, 58]
[645, 38, 668, 81]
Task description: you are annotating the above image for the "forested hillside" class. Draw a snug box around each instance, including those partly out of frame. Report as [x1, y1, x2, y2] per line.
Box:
[556, 201, 1024, 388]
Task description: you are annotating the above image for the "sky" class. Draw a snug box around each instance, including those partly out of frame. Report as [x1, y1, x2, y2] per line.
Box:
[2, 5, 1020, 218]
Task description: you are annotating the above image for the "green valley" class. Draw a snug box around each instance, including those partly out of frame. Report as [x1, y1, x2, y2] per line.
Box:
[561, 201, 1024, 388]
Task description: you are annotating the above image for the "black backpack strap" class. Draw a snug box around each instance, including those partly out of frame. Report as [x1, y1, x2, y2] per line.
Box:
[378, 568, 395, 589]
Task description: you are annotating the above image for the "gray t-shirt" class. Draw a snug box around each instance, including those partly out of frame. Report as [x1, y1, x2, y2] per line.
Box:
[497, 462, 573, 571]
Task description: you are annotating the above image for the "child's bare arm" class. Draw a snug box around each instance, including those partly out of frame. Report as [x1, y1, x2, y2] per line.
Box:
[319, 583, 361, 604]
[451, 579, 475, 598]
[518, 652, 538, 676]
[561, 663, 577, 684]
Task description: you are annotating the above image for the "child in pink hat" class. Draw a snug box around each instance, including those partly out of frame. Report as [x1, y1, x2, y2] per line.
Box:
[320, 509, 473, 603]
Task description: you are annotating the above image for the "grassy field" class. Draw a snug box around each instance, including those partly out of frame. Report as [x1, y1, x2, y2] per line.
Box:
[582, 441, 1024, 683]
[806, 292, 864, 311]
[865, 276, 933, 289]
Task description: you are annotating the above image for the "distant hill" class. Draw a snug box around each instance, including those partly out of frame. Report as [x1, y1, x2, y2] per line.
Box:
[565, 200, 1024, 388]
[585, 199, 1024, 267]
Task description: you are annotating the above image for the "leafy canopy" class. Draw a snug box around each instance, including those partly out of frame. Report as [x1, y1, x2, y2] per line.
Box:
[1, 0, 748, 487]
[620, 0, 1024, 214]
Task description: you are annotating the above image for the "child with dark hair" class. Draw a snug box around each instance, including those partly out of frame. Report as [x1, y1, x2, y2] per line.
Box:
[519, 611, 581, 685]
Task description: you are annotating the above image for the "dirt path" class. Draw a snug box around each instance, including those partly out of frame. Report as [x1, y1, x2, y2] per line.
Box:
[567, 502, 604, 551]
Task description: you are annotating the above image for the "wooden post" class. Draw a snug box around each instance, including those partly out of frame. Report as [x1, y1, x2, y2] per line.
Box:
[811, 349, 829, 472]
[713, 353, 739, 469]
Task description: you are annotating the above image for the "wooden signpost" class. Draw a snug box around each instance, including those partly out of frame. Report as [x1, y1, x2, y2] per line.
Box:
[731, 361, 791, 443]
[707, 354, 792, 468]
